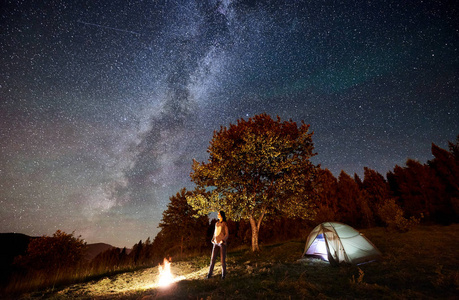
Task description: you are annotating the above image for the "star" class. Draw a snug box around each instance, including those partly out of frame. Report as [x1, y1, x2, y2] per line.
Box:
[0, 0, 457, 247]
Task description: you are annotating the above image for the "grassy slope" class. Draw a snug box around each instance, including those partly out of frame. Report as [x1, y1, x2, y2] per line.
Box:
[19, 224, 459, 299]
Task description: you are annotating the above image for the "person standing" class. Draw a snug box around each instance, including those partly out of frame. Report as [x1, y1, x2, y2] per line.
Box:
[206, 211, 229, 279]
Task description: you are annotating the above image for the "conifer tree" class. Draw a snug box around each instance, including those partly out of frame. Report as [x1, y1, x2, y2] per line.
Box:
[388, 159, 444, 221]
[362, 167, 390, 225]
[337, 171, 372, 227]
[158, 188, 209, 257]
[314, 168, 339, 223]
[427, 141, 459, 222]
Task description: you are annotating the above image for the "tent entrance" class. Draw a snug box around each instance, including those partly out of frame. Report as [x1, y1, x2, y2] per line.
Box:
[304, 234, 329, 261]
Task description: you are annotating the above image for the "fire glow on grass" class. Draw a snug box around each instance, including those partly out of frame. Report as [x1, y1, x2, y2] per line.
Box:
[157, 258, 184, 287]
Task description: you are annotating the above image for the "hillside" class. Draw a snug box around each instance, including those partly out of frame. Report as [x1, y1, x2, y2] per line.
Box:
[0, 233, 34, 283]
[15, 224, 459, 299]
[84, 243, 116, 261]
[0, 233, 32, 266]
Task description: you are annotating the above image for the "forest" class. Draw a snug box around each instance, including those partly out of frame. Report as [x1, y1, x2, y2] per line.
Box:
[153, 134, 459, 259]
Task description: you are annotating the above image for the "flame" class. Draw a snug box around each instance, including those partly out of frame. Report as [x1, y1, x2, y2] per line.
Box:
[157, 258, 175, 287]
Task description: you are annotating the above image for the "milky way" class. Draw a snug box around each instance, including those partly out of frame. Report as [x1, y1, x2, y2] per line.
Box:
[1, 0, 457, 247]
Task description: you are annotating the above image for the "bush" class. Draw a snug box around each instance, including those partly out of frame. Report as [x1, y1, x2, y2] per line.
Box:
[14, 230, 86, 273]
[378, 199, 421, 232]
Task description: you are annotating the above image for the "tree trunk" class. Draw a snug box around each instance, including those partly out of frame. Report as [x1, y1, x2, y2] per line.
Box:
[249, 211, 266, 252]
[249, 216, 260, 252]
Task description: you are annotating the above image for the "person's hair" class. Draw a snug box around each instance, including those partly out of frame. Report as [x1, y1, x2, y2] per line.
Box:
[219, 210, 227, 222]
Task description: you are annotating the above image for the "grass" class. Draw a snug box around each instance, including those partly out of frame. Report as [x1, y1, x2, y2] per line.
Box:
[7, 224, 459, 299]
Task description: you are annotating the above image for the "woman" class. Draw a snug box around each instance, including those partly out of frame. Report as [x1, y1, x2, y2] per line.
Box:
[206, 211, 229, 279]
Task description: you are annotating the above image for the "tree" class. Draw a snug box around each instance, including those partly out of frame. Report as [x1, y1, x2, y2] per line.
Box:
[430, 142, 459, 195]
[15, 230, 86, 273]
[427, 142, 459, 222]
[158, 188, 209, 257]
[387, 159, 445, 222]
[130, 240, 144, 266]
[377, 198, 421, 232]
[336, 171, 373, 227]
[448, 134, 459, 161]
[313, 168, 339, 224]
[188, 114, 317, 251]
[362, 167, 390, 225]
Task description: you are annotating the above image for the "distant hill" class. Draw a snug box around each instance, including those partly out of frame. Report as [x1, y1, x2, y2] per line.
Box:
[0, 233, 36, 283]
[0, 233, 35, 266]
[85, 243, 116, 261]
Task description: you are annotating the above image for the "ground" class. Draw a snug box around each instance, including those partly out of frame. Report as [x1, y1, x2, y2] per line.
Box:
[16, 225, 459, 299]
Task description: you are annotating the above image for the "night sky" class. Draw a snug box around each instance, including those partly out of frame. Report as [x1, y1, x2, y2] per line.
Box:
[1, 0, 457, 247]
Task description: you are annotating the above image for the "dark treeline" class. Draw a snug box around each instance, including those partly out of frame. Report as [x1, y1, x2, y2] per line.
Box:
[89, 237, 155, 273]
[312, 138, 458, 231]
[150, 136, 459, 259]
[323, 139, 459, 228]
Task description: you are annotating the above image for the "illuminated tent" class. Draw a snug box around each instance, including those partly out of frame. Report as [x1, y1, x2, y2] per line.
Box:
[302, 222, 382, 265]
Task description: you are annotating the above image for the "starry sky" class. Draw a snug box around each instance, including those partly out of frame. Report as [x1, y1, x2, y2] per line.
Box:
[1, 0, 457, 248]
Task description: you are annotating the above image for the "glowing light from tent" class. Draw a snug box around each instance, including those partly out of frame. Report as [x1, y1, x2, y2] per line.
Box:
[307, 234, 329, 261]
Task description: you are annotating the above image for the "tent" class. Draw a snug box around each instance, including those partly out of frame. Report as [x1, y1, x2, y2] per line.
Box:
[302, 222, 382, 265]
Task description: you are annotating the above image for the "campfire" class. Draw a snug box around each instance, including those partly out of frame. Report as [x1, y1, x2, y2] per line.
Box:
[157, 258, 183, 287]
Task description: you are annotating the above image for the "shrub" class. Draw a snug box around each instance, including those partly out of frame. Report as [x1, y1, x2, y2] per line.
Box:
[14, 230, 87, 273]
[377, 198, 421, 232]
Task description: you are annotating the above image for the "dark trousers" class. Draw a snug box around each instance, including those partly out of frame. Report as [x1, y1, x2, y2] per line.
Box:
[208, 243, 227, 278]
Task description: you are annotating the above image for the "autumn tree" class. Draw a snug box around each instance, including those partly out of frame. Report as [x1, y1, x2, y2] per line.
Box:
[336, 171, 373, 227]
[313, 168, 339, 224]
[449, 135, 459, 161]
[430, 143, 459, 194]
[428, 141, 459, 222]
[187, 114, 317, 251]
[362, 167, 391, 225]
[158, 188, 209, 257]
[388, 159, 445, 222]
[377, 198, 421, 232]
[15, 230, 86, 273]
